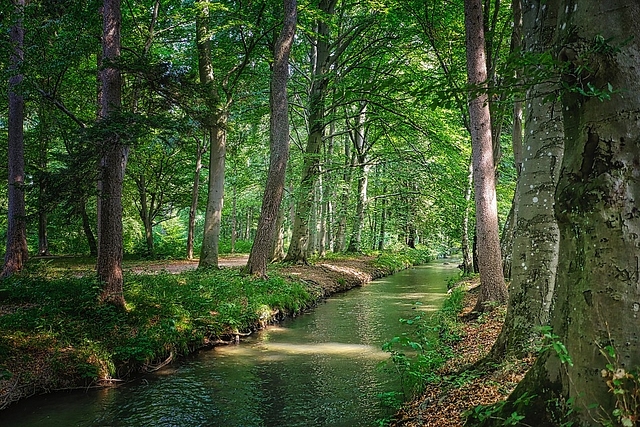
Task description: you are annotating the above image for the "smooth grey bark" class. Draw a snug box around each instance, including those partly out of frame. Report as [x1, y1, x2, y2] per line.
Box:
[476, 1, 640, 425]
[488, 0, 563, 361]
[97, 0, 126, 307]
[247, 0, 296, 277]
[465, 0, 508, 310]
[334, 136, 355, 252]
[2, 0, 28, 279]
[196, 0, 227, 269]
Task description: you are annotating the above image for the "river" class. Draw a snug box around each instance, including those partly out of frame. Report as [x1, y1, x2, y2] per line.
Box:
[1, 261, 458, 426]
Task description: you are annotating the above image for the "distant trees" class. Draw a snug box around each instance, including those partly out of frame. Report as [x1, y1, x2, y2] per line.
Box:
[0, 0, 513, 284]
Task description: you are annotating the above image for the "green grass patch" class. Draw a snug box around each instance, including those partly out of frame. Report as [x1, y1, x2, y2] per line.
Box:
[0, 268, 312, 386]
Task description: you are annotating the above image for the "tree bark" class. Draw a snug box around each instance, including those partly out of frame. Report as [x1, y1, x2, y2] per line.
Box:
[347, 103, 368, 253]
[97, 0, 126, 307]
[284, 0, 336, 263]
[477, 1, 640, 425]
[246, 0, 297, 277]
[196, 0, 226, 269]
[464, 0, 508, 311]
[488, 0, 563, 361]
[461, 159, 474, 274]
[2, 0, 29, 279]
[187, 135, 205, 260]
[80, 200, 98, 257]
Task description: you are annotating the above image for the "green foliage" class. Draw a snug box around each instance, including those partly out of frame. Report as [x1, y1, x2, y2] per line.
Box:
[537, 326, 573, 366]
[597, 344, 640, 427]
[381, 287, 465, 400]
[372, 246, 434, 273]
[0, 268, 312, 385]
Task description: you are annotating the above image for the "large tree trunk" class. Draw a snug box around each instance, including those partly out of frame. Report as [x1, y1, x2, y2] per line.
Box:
[500, 0, 523, 280]
[476, 1, 640, 425]
[464, 0, 508, 311]
[487, 0, 563, 361]
[246, 0, 296, 277]
[196, 0, 226, 269]
[97, 0, 126, 307]
[199, 121, 226, 268]
[2, 0, 28, 279]
[284, 0, 335, 263]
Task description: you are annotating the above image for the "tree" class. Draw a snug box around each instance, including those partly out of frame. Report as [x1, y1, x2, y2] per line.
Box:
[96, 0, 126, 307]
[464, 0, 508, 311]
[2, 0, 29, 279]
[475, 1, 640, 425]
[487, 0, 564, 361]
[246, 0, 297, 277]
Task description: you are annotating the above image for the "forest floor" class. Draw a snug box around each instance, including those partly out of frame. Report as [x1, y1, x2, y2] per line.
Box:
[390, 277, 535, 427]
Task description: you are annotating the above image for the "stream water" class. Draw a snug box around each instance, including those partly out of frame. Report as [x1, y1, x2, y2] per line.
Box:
[2, 261, 458, 427]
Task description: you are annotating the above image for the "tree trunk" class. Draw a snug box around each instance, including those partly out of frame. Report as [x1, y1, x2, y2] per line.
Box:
[270, 206, 286, 262]
[80, 200, 98, 257]
[334, 136, 354, 253]
[246, 0, 296, 276]
[97, 0, 126, 307]
[187, 135, 205, 260]
[477, 1, 640, 425]
[196, 0, 226, 269]
[488, 0, 563, 361]
[347, 103, 368, 253]
[2, 0, 28, 279]
[461, 159, 474, 274]
[199, 121, 226, 267]
[284, 0, 335, 263]
[500, 0, 523, 281]
[464, 0, 508, 311]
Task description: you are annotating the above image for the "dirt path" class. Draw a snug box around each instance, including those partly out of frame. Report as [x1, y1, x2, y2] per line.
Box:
[125, 255, 249, 274]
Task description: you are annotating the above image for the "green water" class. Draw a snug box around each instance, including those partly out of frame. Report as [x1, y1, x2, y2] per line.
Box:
[1, 261, 459, 426]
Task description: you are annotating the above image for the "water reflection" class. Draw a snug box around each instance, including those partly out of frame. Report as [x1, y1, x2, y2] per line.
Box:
[2, 262, 458, 427]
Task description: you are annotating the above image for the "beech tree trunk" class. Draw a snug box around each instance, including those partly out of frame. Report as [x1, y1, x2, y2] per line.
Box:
[2, 0, 28, 279]
[247, 0, 297, 277]
[477, 2, 640, 425]
[488, 0, 563, 361]
[97, 0, 126, 307]
[196, 0, 226, 269]
[464, 0, 508, 311]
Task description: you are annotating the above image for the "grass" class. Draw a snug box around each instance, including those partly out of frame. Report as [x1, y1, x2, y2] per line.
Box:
[0, 268, 312, 391]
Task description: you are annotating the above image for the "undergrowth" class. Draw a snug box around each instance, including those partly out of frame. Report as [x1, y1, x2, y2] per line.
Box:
[377, 284, 466, 422]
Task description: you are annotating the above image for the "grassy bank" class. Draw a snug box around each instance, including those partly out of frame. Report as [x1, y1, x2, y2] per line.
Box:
[0, 248, 432, 410]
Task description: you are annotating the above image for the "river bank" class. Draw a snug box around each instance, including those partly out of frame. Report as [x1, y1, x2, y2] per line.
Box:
[0, 249, 430, 411]
[390, 277, 535, 427]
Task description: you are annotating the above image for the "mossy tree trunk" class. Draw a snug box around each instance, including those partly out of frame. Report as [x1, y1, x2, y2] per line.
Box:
[487, 0, 564, 361]
[474, 1, 640, 425]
